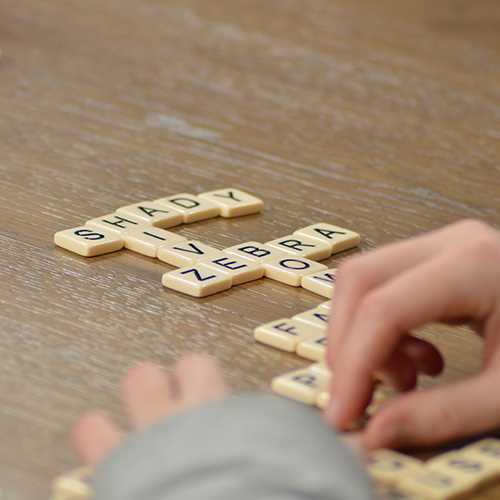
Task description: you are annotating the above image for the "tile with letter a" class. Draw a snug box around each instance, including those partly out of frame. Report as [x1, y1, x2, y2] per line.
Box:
[293, 308, 329, 334]
[367, 450, 423, 486]
[266, 235, 331, 261]
[254, 318, 319, 352]
[201, 253, 264, 286]
[428, 451, 500, 489]
[54, 226, 124, 257]
[86, 213, 143, 235]
[116, 200, 183, 228]
[271, 368, 326, 405]
[162, 263, 232, 298]
[198, 188, 264, 217]
[301, 268, 337, 298]
[399, 468, 473, 499]
[294, 223, 361, 255]
[224, 241, 288, 263]
[157, 240, 224, 267]
[155, 193, 220, 223]
[52, 466, 93, 499]
[124, 227, 186, 258]
[296, 334, 327, 361]
[264, 257, 327, 287]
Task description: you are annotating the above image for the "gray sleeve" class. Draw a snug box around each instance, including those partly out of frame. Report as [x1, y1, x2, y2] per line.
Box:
[94, 394, 374, 500]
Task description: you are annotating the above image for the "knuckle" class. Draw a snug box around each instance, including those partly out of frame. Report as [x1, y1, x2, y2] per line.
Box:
[358, 292, 392, 322]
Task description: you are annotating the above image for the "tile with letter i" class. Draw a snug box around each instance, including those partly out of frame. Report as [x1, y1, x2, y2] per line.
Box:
[399, 467, 474, 499]
[155, 193, 220, 223]
[198, 188, 264, 217]
[301, 268, 337, 298]
[54, 226, 124, 257]
[296, 334, 327, 361]
[367, 450, 423, 486]
[294, 223, 361, 255]
[264, 257, 327, 287]
[158, 240, 224, 267]
[428, 450, 500, 489]
[293, 307, 329, 335]
[201, 254, 264, 286]
[52, 466, 93, 499]
[271, 368, 326, 405]
[124, 228, 186, 258]
[86, 213, 143, 235]
[254, 318, 319, 352]
[116, 200, 183, 228]
[162, 263, 232, 297]
[224, 241, 288, 264]
[266, 235, 331, 261]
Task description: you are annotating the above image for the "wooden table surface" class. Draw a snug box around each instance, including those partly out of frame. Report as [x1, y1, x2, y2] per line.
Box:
[1, 1, 499, 498]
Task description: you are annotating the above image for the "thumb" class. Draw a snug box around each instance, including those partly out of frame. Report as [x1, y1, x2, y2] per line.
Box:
[364, 373, 499, 449]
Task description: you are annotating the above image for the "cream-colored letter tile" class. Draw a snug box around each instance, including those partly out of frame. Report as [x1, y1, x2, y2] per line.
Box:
[155, 193, 219, 223]
[54, 226, 124, 257]
[294, 223, 361, 255]
[157, 240, 224, 267]
[86, 213, 143, 235]
[301, 268, 337, 298]
[296, 334, 327, 361]
[198, 188, 264, 217]
[201, 254, 264, 286]
[293, 308, 329, 334]
[266, 235, 331, 261]
[462, 438, 500, 465]
[254, 318, 319, 352]
[368, 450, 423, 486]
[318, 300, 332, 311]
[116, 201, 183, 228]
[52, 466, 93, 499]
[271, 368, 326, 405]
[264, 257, 327, 287]
[224, 241, 288, 263]
[124, 228, 186, 258]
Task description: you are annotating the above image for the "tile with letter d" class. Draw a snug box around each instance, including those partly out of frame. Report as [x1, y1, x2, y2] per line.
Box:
[301, 268, 337, 298]
[86, 213, 143, 235]
[157, 240, 224, 267]
[54, 226, 124, 257]
[254, 318, 319, 352]
[124, 227, 186, 258]
[116, 200, 183, 228]
[264, 257, 327, 287]
[271, 368, 326, 405]
[294, 223, 361, 255]
[162, 264, 232, 297]
[155, 193, 219, 223]
[266, 235, 331, 261]
[198, 188, 264, 217]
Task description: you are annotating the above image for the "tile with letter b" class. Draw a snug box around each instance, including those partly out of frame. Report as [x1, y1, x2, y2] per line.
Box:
[201, 253, 264, 286]
[293, 308, 329, 334]
[301, 268, 337, 298]
[162, 264, 232, 297]
[155, 193, 219, 223]
[254, 318, 319, 352]
[294, 223, 361, 255]
[116, 201, 183, 228]
[266, 235, 331, 261]
[54, 226, 124, 257]
[264, 257, 327, 287]
[271, 368, 326, 405]
[86, 213, 143, 235]
[224, 241, 288, 263]
[368, 450, 423, 486]
[198, 188, 264, 217]
[399, 468, 473, 499]
[157, 240, 224, 267]
[296, 334, 327, 361]
[124, 227, 186, 258]
[52, 466, 93, 499]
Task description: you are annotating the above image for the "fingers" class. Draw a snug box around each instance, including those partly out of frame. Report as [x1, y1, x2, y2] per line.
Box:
[327, 245, 497, 429]
[364, 373, 499, 449]
[122, 362, 176, 430]
[71, 411, 123, 466]
[396, 336, 444, 377]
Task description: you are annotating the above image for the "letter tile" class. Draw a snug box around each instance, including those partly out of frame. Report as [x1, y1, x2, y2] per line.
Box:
[157, 240, 224, 267]
[296, 334, 327, 361]
[54, 226, 124, 257]
[224, 241, 288, 263]
[271, 368, 326, 405]
[198, 188, 264, 217]
[294, 223, 361, 255]
[155, 193, 219, 223]
[293, 308, 329, 334]
[301, 268, 337, 298]
[124, 227, 186, 258]
[52, 466, 93, 499]
[264, 257, 327, 287]
[368, 450, 423, 485]
[86, 213, 143, 235]
[254, 318, 319, 352]
[116, 201, 183, 228]
[201, 254, 264, 286]
[266, 235, 331, 261]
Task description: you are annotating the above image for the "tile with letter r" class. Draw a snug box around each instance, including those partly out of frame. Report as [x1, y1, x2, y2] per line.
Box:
[54, 226, 124, 257]
[266, 234, 331, 261]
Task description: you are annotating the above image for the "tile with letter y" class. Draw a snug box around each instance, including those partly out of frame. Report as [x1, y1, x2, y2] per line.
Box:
[155, 193, 219, 223]
[199, 188, 264, 217]
[162, 263, 232, 297]
[294, 223, 361, 255]
[54, 226, 124, 257]
[116, 200, 183, 228]
[254, 318, 319, 352]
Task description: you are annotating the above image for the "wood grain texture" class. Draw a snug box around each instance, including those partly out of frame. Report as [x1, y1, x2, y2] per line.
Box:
[0, 1, 499, 498]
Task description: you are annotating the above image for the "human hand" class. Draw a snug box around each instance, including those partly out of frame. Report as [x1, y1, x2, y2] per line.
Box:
[324, 220, 500, 449]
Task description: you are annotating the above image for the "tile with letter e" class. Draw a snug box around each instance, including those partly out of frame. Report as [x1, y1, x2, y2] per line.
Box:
[254, 318, 319, 352]
[158, 240, 224, 267]
[201, 254, 264, 286]
[399, 468, 473, 499]
[264, 257, 327, 287]
[224, 241, 288, 263]
[296, 334, 327, 361]
[162, 264, 232, 297]
[428, 451, 500, 488]
[124, 227, 186, 258]
[294, 223, 361, 255]
[199, 188, 264, 217]
[52, 466, 93, 499]
[266, 235, 331, 261]
[368, 450, 423, 486]
[54, 226, 124, 257]
[293, 308, 329, 334]
[116, 201, 183, 228]
[301, 268, 337, 298]
[155, 193, 219, 223]
[86, 213, 143, 235]
[271, 368, 326, 405]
